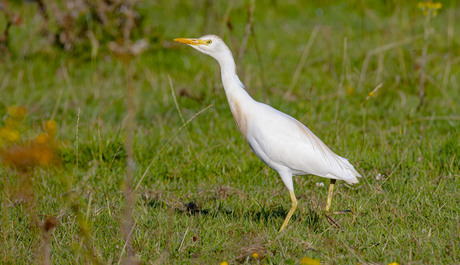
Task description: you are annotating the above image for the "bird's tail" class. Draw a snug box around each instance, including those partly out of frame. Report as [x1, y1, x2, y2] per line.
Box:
[337, 156, 362, 185]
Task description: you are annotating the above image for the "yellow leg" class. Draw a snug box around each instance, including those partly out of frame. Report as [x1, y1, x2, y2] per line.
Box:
[279, 190, 298, 232]
[325, 179, 336, 213]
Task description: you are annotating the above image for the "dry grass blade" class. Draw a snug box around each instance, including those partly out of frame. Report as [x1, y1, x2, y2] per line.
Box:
[363, 82, 383, 104]
[117, 221, 138, 265]
[72, 108, 81, 185]
[168, 75, 185, 124]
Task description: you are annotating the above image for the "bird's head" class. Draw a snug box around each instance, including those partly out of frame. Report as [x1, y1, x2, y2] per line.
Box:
[174, 35, 232, 63]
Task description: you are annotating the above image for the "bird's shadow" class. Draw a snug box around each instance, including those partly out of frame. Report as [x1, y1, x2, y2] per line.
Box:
[246, 206, 323, 231]
[143, 195, 323, 230]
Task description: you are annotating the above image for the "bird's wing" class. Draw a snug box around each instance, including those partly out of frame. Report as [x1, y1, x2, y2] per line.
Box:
[248, 103, 361, 184]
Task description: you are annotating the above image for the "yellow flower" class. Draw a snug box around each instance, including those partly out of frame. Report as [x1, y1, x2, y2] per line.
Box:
[0, 127, 20, 143]
[35, 133, 49, 144]
[346, 85, 355, 95]
[388, 263, 400, 265]
[34, 144, 55, 166]
[252, 252, 259, 259]
[300, 257, 321, 265]
[7, 106, 27, 119]
[4, 117, 19, 129]
[417, 1, 442, 16]
[220, 262, 229, 265]
[44, 120, 57, 136]
[417, 1, 442, 9]
[1, 142, 56, 168]
[368, 91, 376, 97]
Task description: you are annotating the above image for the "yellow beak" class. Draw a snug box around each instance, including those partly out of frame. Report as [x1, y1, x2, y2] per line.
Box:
[174, 38, 207, 46]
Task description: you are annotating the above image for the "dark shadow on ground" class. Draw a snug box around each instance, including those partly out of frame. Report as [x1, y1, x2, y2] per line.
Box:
[142, 193, 325, 230]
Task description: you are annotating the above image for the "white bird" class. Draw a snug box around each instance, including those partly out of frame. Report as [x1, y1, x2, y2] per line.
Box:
[174, 35, 361, 231]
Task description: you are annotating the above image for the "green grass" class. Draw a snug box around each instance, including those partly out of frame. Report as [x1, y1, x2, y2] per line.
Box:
[1, 1, 459, 264]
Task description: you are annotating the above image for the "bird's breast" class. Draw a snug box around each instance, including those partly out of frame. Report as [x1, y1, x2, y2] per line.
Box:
[228, 98, 249, 141]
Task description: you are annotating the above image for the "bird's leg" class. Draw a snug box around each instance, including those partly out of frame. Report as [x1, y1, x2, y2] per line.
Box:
[325, 179, 341, 228]
[279, 190, 298, 232]
[325, 179, 336, 213]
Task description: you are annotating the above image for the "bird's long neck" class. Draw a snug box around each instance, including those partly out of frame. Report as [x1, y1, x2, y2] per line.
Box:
[216, 53, 255, 140]
[217, 54, 253, 104]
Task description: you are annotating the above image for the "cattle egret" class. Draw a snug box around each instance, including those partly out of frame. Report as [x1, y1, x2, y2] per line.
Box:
[174, 35, 361, 231]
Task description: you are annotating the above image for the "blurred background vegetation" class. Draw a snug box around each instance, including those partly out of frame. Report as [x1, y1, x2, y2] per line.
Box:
[0, 0, 459, 264]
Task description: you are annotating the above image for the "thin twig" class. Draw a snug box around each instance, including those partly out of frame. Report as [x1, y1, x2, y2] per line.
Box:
[178, 227, 190, 253]
[361, 82, 383, 106]
[117, 220, 137, 265]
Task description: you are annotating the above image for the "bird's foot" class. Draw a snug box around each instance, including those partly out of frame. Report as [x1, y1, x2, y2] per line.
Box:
[324, 209, 352, 229]
[332, 209, 352, 215]
[324, 213, 341, 228]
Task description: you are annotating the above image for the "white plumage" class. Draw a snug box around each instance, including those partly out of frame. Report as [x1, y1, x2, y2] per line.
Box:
[174, 34, 361, 231]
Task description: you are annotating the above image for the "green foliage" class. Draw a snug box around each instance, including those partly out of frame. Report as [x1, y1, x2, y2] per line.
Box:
[1, 0, 459, 264]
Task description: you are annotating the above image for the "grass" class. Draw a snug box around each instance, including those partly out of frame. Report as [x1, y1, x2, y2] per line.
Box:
[1, 0, 459, 264]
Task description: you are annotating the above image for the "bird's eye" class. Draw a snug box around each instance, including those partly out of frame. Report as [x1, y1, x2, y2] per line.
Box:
[207, 40, 212, 44]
